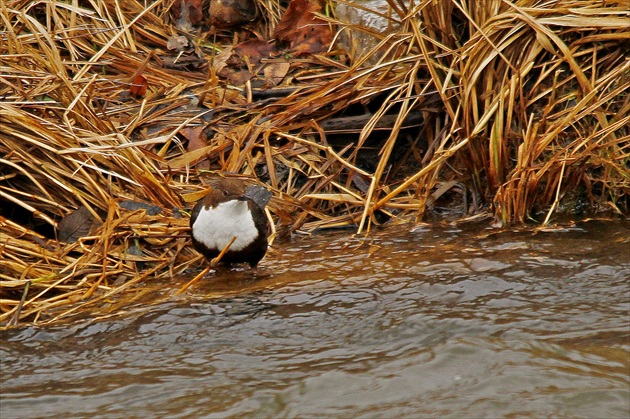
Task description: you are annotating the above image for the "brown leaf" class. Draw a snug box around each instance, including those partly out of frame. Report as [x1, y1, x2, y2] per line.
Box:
[209, 0, 258, 28]
[222, 68, 252, 86]
[162, 55, 206, 71]
[57, 206, 95, 243]
[274, 0, 314, 42]
[212, 46, 234, 73]
[181, 126, 210, 169]
[181, 126, 207, 151]
[167, 35, 189, 51]
[274, 0, 333, 55]
[234, 40, 276, 64]
[171, 0, 204, 26]
[263, 61, 291, 85]
[129, 74, 147, 97]
[119, 200, 163, 216]
[245, 185, 272, 208]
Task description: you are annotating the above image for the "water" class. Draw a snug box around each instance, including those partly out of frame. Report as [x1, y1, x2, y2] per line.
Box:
[1, 219, 629, 418]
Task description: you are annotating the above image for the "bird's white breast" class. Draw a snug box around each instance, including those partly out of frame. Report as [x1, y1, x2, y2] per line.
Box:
[192, 200, 259, 251]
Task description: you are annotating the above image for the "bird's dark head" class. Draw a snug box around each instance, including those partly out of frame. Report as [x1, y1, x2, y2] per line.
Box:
[205, 178, 247, 208]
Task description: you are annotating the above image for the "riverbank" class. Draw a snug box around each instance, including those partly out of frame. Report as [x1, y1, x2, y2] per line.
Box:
[1, 0, 628, 326]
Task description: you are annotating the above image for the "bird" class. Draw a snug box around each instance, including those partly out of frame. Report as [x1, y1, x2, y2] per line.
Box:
[190, 178, 271, 269]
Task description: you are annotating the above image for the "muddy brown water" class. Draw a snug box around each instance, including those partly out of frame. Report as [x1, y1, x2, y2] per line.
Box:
[1, 219, 629, 418]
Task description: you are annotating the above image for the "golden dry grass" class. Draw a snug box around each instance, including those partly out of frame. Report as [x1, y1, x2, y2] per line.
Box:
[1, 0, 628, 327]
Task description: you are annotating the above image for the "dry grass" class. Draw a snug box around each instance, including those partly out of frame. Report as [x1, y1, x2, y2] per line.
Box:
[1, 0, 628, 327]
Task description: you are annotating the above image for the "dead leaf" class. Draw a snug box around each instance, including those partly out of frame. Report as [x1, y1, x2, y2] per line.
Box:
[212, 46, 234, 73]
[171, 0, 204, 26]
[57, 206, 95, 243]
[351, 173, 370, 193]
[181, 126, 207, 150]
[274, 0, 333, 55]
[181, 126, 210, 169]
[275, 0, 313, 42]
[221, 68, 252, 86]
[245, 185, 272, 208]
[167, 35, 189, 51]
[129, 74, 147, 97]
[234, 40, 276, 64]
[119, 200, 163, 216]
[162, 55, 206, 71]
[263, 61, 290, 85]
[209, 0, 258, 28]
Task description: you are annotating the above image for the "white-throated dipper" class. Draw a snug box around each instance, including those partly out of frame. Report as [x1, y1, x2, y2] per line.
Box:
[190, 178, 271, 268]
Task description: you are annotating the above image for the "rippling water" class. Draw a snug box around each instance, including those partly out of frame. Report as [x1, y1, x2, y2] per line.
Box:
[1, 220, 629, 418]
